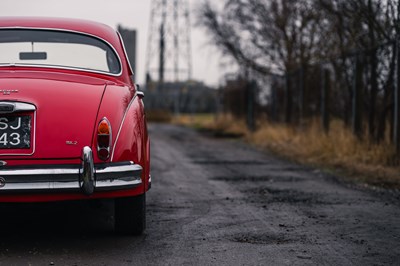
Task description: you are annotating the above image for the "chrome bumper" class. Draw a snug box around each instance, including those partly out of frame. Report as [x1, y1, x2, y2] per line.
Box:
[0, 146, 142, 195]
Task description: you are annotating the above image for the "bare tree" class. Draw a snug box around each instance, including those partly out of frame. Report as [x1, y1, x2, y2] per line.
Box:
[199, 0, 400, 144]
[199, 0, 321, 122]
[317, 0, 399, 142]
[199, 0, 321, 74]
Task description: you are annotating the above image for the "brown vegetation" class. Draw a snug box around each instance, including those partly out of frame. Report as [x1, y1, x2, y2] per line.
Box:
[173, 114, 400, 189]
[146, 110, 172, 123]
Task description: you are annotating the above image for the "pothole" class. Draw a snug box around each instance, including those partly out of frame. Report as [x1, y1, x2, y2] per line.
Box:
[231, 233, 293, 245]
[211, 175, 301, 183]
[192, 160, 270, 165]
[244, 187, 329, 205]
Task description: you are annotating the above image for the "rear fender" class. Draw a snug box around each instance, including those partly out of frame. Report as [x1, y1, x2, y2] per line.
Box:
[110, 93, 145, 187]
[93, 84, 134, 163]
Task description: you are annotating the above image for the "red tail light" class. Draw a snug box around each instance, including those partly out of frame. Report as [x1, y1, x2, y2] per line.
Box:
[97, 117, 112, 161]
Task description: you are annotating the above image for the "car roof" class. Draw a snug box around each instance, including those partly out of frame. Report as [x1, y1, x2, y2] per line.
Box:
[0, 17, 119, 43]
[0, 17, 133, 81]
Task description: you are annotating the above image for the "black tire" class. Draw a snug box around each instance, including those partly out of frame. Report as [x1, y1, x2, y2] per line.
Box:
[114, 193, 146, 235]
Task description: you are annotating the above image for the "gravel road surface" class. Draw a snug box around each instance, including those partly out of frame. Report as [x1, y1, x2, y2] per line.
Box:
[0, 123, 399, 265]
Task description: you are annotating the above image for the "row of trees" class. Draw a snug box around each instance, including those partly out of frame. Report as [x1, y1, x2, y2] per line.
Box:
[199, 0, 400, 146]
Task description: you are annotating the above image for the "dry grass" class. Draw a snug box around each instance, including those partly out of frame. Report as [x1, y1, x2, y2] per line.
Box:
[249, 120, 400, 188]
[146, 110, 172, 123]
[171, 113, 215, 129]
[173, 114, 400, 189]
[172, 113, 248, 137]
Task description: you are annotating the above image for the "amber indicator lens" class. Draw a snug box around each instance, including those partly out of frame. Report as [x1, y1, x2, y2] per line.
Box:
[98, 120, 110, 134]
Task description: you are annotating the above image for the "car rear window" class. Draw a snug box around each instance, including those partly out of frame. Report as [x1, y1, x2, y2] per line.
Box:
[0, 29, 121, 75]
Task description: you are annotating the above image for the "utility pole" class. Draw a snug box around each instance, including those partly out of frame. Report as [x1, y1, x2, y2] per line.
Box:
[146, 0, 192, 84]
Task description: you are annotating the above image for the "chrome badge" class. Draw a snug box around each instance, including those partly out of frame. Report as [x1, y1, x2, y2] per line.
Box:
[0, 89, 19, 95]
[0, 160, 7, 166]
[66, 141, 78, 145]
[0, 177, 5, 188]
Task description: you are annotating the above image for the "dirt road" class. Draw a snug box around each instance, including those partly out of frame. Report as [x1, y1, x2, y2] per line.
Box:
[0, 123, 399, 265]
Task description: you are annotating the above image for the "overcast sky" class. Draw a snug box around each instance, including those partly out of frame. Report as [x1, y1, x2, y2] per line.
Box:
[0, 0, 227, 86]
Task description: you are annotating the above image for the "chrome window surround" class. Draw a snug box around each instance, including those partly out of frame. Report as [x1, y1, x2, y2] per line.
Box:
[0, 27, 123, 77]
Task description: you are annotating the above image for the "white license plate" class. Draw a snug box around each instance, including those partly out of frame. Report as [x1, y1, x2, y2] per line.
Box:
[0, 116, 31, 149]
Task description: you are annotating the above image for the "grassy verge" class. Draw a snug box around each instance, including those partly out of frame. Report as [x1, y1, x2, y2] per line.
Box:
[172, 113, 248, 137]
[146, 110, 173, 123]
[173, 114, 400, 189]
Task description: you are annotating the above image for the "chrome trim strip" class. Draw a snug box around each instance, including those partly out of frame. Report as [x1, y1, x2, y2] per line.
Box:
[1, 182, 80, 190]
[0, 102, 15, 114]
[0, 63, 121, 77]
[0, 153, 143, 193]
[110, 93, 138, 161]
[0, 168, 79, 176]
[0, 179, 142, 192]
[0, 162, 141, 177]
[0, 102, 36, 113]
[0, 27, 123, 77]
[0, 102, 37, 156]
[95, 179, 142, 190]
[14, 102, 36, 112]
[96, 162, 142, 174]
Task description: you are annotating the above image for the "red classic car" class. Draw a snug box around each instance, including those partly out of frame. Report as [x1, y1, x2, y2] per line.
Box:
[0, 17, 150, 235]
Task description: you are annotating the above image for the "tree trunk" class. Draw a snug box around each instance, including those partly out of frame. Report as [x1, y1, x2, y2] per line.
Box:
[353, 54, 363, 139]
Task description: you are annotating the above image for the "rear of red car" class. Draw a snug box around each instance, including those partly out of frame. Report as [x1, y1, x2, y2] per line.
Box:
[0, 18, 150, 235]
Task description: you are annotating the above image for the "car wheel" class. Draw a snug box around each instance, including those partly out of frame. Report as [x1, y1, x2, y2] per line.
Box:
[115, 194, 146, 235]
